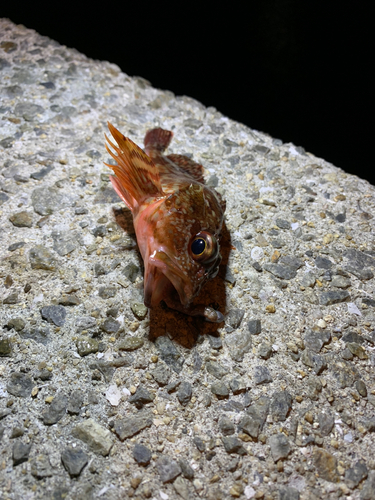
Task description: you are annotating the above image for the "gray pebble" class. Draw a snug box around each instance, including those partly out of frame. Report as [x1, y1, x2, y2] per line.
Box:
[341, 347, 354, 360]
[207, 335, 222, 350]
[20, 327, 50, 345]
[315, 256, 333, 269]
[278, 486, 300, 500]
[12, 441, 32, 466]
[94, 263, 106, 276]
[229, 377, 247, 394]
[133, 443, 151, 465]
[269, 433, 290, 461]
[270, 391, 292, 422]
[258, 343, 272, 359]
[101, 318, 120, 334]
[206, 361, 229, 379]
[67, 390, 84, 415]
[360, 470, 375, 499]
[317, 412, 335, 436]
[179, 459, 194, 479]
[157, 455, 182, 483]
[331, 275, 351, 288]
[221, 436, 247, 455]
[7, 372, 33, 397]
[31, 186, 77, 215]
[211, 381, 230, 398]
[225, 328, 252, 361]
[263, 263, 298, 280]
[30, 165, 54, 180]
[177, 381, 192, 406]
[303, 330, 331, 352]
[151, 363, 171, 386]
[15, 102, 45, 120]
[112, 412, 153, 441]
[342, 331, 364, 344]
[345, 460, 368, 489]
[98, 286, 117, 299]
[8, 241, 26, 252]
[355, 380, 367, 397]
[155, 336, 184, 373]
[219, 416, 235, 436]
[7, 317, 25, 331]
[320, 290, 350, 306]
[30, 454, 53, 478]
[92, 225, 107, 237]
[347, 342, 368, 359]
[128, 386, 155, 409]
[253, 366, 273, 385]
[275, 218, 291, 229]
[42, 393, 68, 425]
[75, 316, 97, 332]
[61, 447, 88, 477]
[225, 308, 245, 331]
[3, 292, 19, 305]
[193, 436, 205, 452]
[248, 319, 261, 335]
[40, 305, 66, 327]
[122, 263, 140, 283]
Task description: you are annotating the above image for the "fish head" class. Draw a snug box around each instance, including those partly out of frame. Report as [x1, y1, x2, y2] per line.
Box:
[137, 184, 224, 309]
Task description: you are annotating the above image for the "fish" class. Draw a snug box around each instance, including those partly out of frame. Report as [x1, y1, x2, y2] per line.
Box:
[104, 122, 225, 322]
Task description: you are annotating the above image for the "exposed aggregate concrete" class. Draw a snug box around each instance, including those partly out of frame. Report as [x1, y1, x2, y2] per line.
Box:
[1, 17, 375, 500]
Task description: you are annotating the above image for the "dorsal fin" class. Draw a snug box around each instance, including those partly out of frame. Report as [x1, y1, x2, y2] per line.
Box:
[166, 154, 205, 184]
[104, 122, 164, 210]
[144, 127, 173, 153]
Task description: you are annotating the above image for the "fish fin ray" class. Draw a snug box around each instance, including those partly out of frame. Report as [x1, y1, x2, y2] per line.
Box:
[105, 122, 164, 205]
[166, 154, 205, 183]
[144, 127, 173, 153]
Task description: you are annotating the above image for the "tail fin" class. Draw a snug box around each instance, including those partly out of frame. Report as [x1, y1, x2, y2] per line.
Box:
[144, 127, 173, 154]
[104, 122, 164, 210]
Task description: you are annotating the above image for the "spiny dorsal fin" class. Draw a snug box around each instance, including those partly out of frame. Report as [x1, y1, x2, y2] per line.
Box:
[144, 127, 173, 153]
[104, 122, 164, 210]
[166, 154, 205, 184]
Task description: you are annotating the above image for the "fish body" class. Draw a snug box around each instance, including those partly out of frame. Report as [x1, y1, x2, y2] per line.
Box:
[105, 123, 225, 322]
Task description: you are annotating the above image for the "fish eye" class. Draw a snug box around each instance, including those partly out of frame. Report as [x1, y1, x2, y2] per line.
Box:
[190, 232, 218, 262]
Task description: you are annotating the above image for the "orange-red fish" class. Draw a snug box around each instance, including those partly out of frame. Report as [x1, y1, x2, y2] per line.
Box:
[104, 123, 225, 322]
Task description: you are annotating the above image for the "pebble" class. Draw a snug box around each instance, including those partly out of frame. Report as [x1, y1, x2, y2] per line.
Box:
[219, 415, 235, 435]
[157, 455, 182, 483]
[42, 393, 68, 425]
[347, 342, 368, 359]
[211, 381, 230, 398]
[320, 290, 350, 306]
[229, 377, 247, 394]
[31, 186, 77, 215]
[7, 317, 25, 331]
[225, 328, 252, 361]
[278, 486, 300, 500]
[268, 433, 291, 461]
[317, 412, 335, 436]
[263, 263, 298, 280]
[179, 459, 195, 479]
[151, 363, 171, 386]
[253, 366, 273, 385]
[72, 418, 113, 456]
[248, 319, 261, 335]
[122, 262, 141, 282]
[76, 338, 99, 356]
[133, 443, 152, 465]
[221, 436, 247, 455]
[30, 454, 53, 478]
[61, 447, 89, 477]
[303, 330, 331, 352]
[313, 448, 338, 482]
[173, 476, 190, 500]
[9, 211, 33, 227]
[206, 360, 229, 379]
[118, 337, 144, 351]
[258, 343, 272, 359]
[177, 381, 192, 406]
[131, 302, 148, 320]
[361, 471, 375, 499]
[40, 305, 66, 326]
[59, 293, 81, 306]
[98, 286, 117, 299]
[155, 336, 184, 373]
[52, 231, 79, 256]
[29, 245, 56, 270]
[12, 441, 32, 466]
[3, 292, 19, 305]
[67, 390, 84, 415]
[101, 318, 120, 334]
[225, 308, 245, 331]
[238, 397, 270, 438]
[270, 391, 292, 421]
[112, 412, 153, 441]
[128, 385, 155, 408]
[344, 460, 368, 489]
[355, 379, 367, 397]
[7, 372, 33, 397]
[0, 338, 12, 356]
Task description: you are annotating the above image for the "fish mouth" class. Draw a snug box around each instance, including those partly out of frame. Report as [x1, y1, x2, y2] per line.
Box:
[144, 250, 193, 308]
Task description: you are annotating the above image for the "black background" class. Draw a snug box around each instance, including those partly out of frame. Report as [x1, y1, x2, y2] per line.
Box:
[2, 3, 373, 185]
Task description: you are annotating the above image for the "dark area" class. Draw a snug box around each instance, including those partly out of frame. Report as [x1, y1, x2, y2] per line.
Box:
[2, 3, 372, 184]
